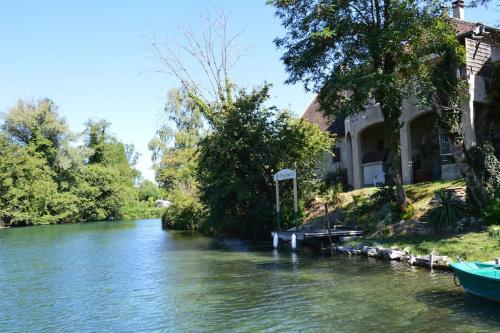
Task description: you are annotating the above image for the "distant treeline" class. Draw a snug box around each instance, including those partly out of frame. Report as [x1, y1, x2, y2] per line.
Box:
[0, 98, 163, 227]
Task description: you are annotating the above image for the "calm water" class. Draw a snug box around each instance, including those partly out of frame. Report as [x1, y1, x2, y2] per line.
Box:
[1, 219, 499, 332]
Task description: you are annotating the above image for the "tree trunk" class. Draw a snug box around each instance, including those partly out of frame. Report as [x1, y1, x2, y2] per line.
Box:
[448, 134, 487, 210]
[378, 96, 408, 210]
[387, 124, 408, 209]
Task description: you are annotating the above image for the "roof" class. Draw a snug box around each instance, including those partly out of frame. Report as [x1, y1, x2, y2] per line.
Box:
[301, 98, 345, 136]
[450, 17, 479, 35]
[450, 17, 500, 39]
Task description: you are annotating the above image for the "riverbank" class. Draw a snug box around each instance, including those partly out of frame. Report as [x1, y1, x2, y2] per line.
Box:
[303, 180, 500, 263]
[349, 226, 500, 262]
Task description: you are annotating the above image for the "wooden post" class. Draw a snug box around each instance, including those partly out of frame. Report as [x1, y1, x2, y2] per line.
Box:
[275, 180, 280, 232]
[293, 176, 298, 231]
[325, 203, 333, 256]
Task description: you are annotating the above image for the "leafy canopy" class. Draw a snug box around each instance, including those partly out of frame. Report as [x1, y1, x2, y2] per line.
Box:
[196, 85, 333, 238]
[270, 0, 437, 117]
[0, 99, 157, 227]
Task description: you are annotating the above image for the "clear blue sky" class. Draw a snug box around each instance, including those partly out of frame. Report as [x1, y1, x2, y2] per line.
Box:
[0, 1, 497, 181]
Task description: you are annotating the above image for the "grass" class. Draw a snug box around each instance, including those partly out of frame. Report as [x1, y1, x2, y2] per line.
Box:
[403, 179, 465, 218]
[308, 179, 500, 261]
[353, 226, 500, 262]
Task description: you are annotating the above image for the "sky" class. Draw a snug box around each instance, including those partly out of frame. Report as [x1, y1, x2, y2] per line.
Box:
[0, 1, 498, 182]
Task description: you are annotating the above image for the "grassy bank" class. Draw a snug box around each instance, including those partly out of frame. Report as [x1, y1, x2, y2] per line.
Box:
[350, 226, 500, 262]
[306, 179, 500, 262]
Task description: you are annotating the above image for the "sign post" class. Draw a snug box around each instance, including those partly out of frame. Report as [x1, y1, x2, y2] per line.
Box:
[273, 169, 299, 232]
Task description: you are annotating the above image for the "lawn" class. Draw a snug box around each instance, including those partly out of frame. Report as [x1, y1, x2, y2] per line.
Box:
[307, 179, 500, 261]
[356, 226, 500, 262]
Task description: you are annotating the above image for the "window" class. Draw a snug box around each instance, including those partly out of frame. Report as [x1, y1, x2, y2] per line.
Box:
[439, 131, 454, 164]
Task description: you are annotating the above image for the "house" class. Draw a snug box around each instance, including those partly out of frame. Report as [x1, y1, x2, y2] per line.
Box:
[303, 1, 500, 189]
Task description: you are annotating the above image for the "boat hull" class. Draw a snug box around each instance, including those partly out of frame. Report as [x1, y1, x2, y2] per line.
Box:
[450, 262, 500, 302]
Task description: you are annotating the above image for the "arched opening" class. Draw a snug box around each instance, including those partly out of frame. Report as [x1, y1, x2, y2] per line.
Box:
[359, 122, 389, 187]
[408, 111, 459, 182]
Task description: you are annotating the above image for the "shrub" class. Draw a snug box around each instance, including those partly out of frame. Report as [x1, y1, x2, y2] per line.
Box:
[370, 186, 397, 209]
[162, 190, 207, 231]
[370, 186, 414, 220]
[121, 201, 163, 220]
[483, 193, 500, 226]
[487, 225, 500, 238]
[468, 142, 500, 202]
[400, 203, 414, 220]
[429, 190, 466, 232]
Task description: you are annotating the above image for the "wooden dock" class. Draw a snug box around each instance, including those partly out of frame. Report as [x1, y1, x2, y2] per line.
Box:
[272, 229, 363, 242]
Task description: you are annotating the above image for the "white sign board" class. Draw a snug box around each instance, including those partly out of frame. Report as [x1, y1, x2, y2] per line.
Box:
[274, 169, 296, 181]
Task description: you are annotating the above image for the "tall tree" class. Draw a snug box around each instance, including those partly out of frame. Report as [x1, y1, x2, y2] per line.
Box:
[416, 13, 499, 209]
[1, 98, 72, 170]
[149, 88, 206, 191]
[151, 12, 333, 237]
[270, 0, 438, 209]
[196, 85, 332, 238]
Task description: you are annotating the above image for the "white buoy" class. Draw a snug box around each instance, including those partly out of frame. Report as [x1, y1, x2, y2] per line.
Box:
[273, 232, 278, 249]
[291, 233, 297, 250]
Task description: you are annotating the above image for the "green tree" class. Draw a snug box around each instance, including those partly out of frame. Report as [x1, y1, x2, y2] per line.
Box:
[1, 98, 73, 171]
[196, 85, 333, 238]
[137, 180, 162, 202]
[0, 135, 79, 226]
[415, 13, 499, 209]
[75, 164, 128, 221]
[149, 88, 205, 191]
[270, 0, 440, 209]
[80, 119, 139, 219]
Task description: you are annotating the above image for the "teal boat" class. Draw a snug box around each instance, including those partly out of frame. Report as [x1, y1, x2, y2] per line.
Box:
[450, 262, 500, 302]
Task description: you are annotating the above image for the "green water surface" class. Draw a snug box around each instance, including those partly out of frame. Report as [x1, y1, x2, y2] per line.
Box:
[0, 219, 499, 332]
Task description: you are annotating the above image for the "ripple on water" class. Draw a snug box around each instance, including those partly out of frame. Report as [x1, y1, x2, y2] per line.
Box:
[1, 220, 499, 333]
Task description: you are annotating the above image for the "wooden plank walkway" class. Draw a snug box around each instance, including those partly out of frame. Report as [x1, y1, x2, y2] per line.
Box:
[273, 229, 363, 241]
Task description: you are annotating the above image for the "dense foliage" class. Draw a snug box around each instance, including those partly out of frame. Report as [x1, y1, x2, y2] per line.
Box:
[429, 190, 467, 232]
[149, 89, 207, 230]
[483, 192, 500, 226]
[151, 85, 333, 238]
[196, 85, 332, 238]
[270, 0, 444, 209]
[0, 99, 162, 227]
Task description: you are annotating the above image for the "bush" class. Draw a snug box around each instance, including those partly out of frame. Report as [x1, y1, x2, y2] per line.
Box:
[468, 142, 500, 202]
[429, 190, 466, 232]
[370, 185, 414, 220]
[162, 191, 207, 231]
[487, 225, 500, 238]
[483, 193, 500, 226]
[370, 186, 397, 209]
[121, 201, 163, 220]
[279, 199, 306, 230]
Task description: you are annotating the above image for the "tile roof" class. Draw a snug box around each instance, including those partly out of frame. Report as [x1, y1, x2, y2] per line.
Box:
[450, 17, 479, 35]
[301, 98, 345, 136]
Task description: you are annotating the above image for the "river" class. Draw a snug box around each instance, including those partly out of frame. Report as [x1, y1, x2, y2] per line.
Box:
[0, 219, 499, 332]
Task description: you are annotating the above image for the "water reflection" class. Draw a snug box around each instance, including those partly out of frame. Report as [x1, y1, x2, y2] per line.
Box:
[1, 220, 499, 333]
